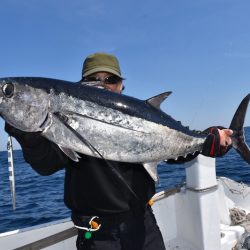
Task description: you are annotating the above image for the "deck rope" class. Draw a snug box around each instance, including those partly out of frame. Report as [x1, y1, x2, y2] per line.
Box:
[230, 207, 250, 232]
[230, 208, 250, 249]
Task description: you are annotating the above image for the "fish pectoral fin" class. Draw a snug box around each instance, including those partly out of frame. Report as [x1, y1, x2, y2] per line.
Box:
[143, 162, 159, 183]
[146, 91, 172, 110]
[58, 145, 81, 162]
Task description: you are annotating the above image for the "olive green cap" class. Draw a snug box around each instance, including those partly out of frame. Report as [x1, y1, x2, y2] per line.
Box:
[82, 52, 123, 78]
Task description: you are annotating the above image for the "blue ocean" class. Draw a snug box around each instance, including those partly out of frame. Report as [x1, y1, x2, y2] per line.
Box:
[0, 127, 249, 233]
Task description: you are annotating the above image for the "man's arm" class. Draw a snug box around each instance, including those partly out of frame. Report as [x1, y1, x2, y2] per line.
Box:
[5, 123, 69, 175]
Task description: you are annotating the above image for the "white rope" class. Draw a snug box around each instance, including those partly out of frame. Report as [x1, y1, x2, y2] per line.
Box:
[73, 216, 101, 232]
[230, 208, 250, 232]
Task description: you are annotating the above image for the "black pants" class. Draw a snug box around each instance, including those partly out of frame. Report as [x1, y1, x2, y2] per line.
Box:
[75, 207, 165, 250]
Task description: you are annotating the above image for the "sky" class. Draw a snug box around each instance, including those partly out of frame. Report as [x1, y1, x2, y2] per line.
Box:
[0, 0, 249, 150]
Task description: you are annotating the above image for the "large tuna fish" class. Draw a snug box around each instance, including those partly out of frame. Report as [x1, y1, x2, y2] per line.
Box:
[0, 77, 249, 181]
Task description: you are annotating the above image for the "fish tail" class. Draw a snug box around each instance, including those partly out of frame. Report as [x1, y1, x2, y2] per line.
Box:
[229, 93, 250, 164]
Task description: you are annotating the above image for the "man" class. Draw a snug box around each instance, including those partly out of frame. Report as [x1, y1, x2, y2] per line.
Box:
[5, 52, 232, 250]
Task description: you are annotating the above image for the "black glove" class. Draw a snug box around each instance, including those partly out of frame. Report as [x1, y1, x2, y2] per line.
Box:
[202, 127, 231, 157]
[5, 123, 43, 148]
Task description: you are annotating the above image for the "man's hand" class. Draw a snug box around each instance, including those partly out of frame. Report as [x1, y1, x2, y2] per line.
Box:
[218, 129, 233, 147]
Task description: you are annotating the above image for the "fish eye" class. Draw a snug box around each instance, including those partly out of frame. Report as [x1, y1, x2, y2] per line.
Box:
[2, 83, 14, 98]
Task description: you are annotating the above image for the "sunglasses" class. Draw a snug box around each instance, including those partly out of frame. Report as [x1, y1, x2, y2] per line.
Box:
[82, 75, 123, 85]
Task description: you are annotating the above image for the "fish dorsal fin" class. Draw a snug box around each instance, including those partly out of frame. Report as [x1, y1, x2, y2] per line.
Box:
[146, 91, 172, 110]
